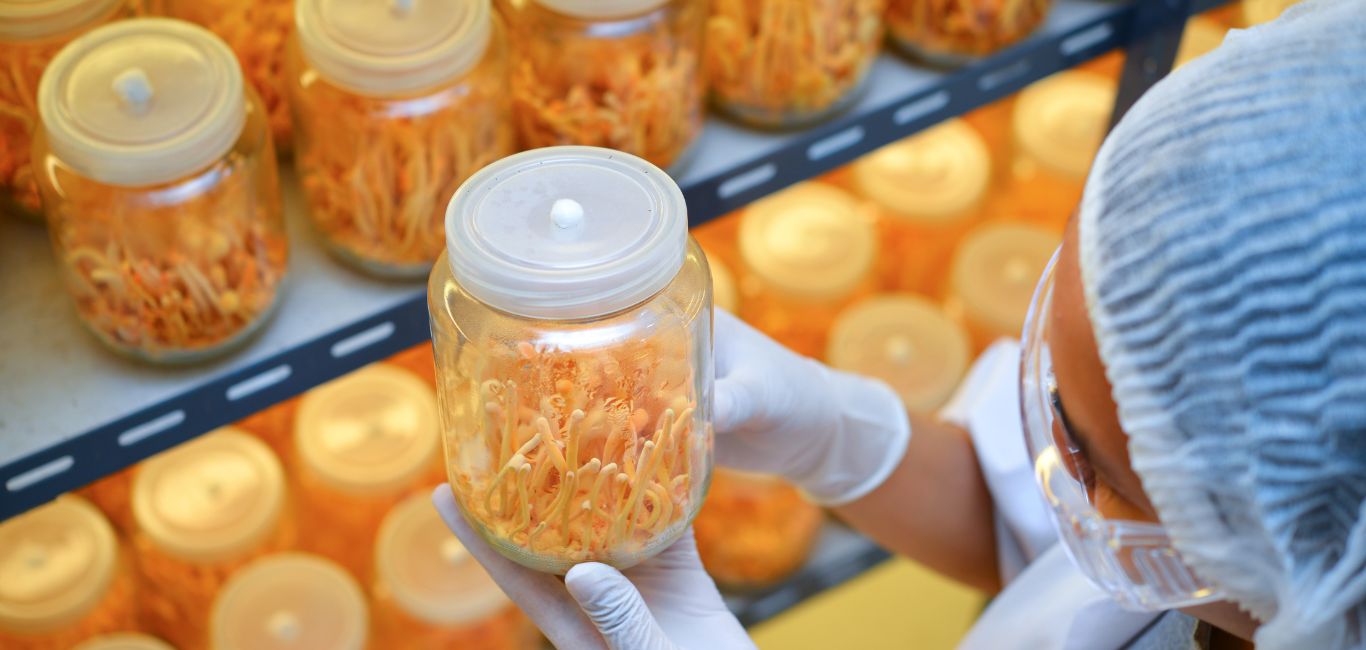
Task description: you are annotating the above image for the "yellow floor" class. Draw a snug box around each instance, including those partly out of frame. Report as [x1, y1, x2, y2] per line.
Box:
[750, 558, 984, 649]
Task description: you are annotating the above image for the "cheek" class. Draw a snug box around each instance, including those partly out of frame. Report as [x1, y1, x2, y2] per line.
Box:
[1093, 479, 1159, 524]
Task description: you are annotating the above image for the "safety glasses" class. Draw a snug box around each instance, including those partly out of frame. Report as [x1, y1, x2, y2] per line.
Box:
[1018, 249, 1224, 611]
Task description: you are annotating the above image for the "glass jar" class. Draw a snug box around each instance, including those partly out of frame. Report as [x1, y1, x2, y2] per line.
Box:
[693, 470, 823, 591]
[164, 0, 293, 151]
[429, 146, 713, 574]
[885, 0, 1052, 66]
[827, 294, 969, 412]
[294, 364, 442, 581]
[852, 119, 991, 295]
[738, 182, 878, 359]
[211, 554, 367, 650]
[0, 0, 133, 221]
[34, 19, 287, 364]
[1008, 71, 1114, 231]
[289, 0, 514, 279]
[372, 493, 539, 649]
[502, 0, 705, 173]
[706, 0, 885, 128]
[944, 222, 1056, 352]
[74, 634, 175, 650]
[132, 428, 294, 650]
[0, 496, 139, 650]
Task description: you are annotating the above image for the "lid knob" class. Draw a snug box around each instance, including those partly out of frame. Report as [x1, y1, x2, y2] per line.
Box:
[390, 0, 414, 16]
[112, 67, 154, 115]
[884, 335, 915, 364]
[551, 198, 585, 231]
[267, 611, 301, 642]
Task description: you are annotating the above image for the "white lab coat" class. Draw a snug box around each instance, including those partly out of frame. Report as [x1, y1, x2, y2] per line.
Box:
[940, 342, 1167, 650]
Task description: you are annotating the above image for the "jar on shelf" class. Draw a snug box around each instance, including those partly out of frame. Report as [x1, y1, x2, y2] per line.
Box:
[827, 294, 969, 412]
[1175, 17, 1227, 69]
[293, 364, 442, 581]
[851, 119, 991, 295]
[737, 182, 878, 359]
[0, 496, 139, 650]
[0, 0, 134, 221]
[372, 493, 539, 649]
[944, 222, 1056, 351]
[74, 634, 175, 650]
[1241, 0, 1300, 26]
[430, 146, 713, 574]
[210, 554, 368, 650]
[132, 428, 293, 650]
[34, 19, 287, 364]
[706, 0, 885, 129]
[288, 0, 514, 279]
[885, 0, 1052, 66]
[164, 0, 293, 151]
[705, 250, 739, 314]
[1008, 71, 1115, 231]
[502, 0, 704, 173]
[693, 470, 823, 591]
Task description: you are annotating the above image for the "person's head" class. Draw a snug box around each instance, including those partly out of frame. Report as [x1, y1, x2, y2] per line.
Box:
[1021, 1, 1366, 647]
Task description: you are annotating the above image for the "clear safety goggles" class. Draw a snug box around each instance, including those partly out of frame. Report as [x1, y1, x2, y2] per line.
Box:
[1018, 249, 1224, 612]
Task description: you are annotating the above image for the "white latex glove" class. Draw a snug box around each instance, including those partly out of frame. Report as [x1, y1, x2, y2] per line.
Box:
[432, 486, 754, 650]
[713, 310, 911, 505]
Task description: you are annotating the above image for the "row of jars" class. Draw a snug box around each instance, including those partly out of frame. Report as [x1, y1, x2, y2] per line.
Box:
[0, 360, 539, 650]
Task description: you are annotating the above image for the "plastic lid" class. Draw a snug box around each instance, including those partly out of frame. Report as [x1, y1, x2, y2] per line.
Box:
[827, 295, 970, 412]
[1012, 71, 1116, 179]
[37, 19, 246, 187]
[1242, 0, 1299, 25]
[295, 364, 439, 495]
[212, 554, 368, 650]
[738, 183, 876, 301]
[533, 0, 669, 18]
[296, 0, 491, 96]
[0, 496, 117, 634]
[853, 119, 990, 224]
[1176, 18, 1226, 68]
[132, 428, 285, 564]
[0, 0, 121, 40]
[949, 223, 1057, 339]
[73, 634, 176, 650]
[376, 493, 511, 626]
[445, 146, 688, 320]
[706, 251, 739, 313]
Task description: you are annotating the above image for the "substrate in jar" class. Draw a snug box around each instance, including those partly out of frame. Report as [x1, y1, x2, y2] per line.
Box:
[34, 19, 287, 364]
[885, 0, 1052, 66]
[503, 0, 705, 171]
[132, 428, 293, 650]
[706, 0, 886, 128]
[372, 493, 539, 650]
[693, 470, 824, 591]
[0, 496, 139, 650]
[289, 0, 514, 278]
[944, 222, 1057, 352]
[293, 364, 442, 581]
[737, 182, 879, 358]
[851, 119, 991, 294]
[827, 294, 970, 412]
[73, 634, 176, 650]
[210, 554, 368, 650]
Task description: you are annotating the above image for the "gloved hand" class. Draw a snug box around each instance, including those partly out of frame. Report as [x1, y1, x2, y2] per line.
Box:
[714, 310, 911, 505]
[432, 486, 754, 650]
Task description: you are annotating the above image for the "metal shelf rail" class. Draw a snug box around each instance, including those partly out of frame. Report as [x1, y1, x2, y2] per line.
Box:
[0, 0, 1201, 521]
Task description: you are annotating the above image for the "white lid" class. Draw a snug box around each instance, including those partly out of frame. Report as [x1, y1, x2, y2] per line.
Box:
[705, 250, 739, 313]
[295, 364, 439, 495]
[1242, 0, 1299, 25]
[533, 0, 669, 18]
[375, 493, 511, 626]
[0, 0, 121, 40]
[1176, 17, 1226, 68]
[949, 223, 1057, 339]
[73, 634, 176, 650]
[1012, 71, 1116, 179]
[853, 119, 990, 224]
[827, 295, 970, 412]
[738, 183, 877, 301]
[296, 0, 491, 96]
[211, 554, 368, 650]
[132, 428, 285, 564]
[0, 496, 117, 634]
[445, 146, 688, 320]
[37, 19, 247, 187]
